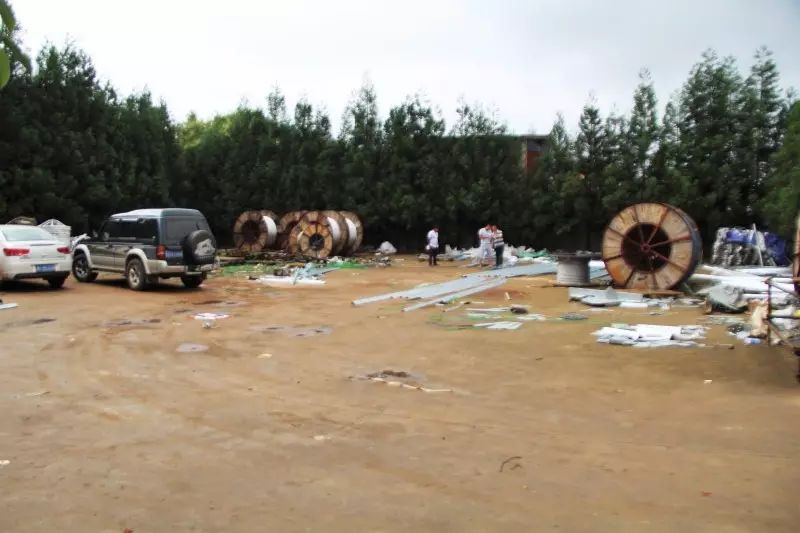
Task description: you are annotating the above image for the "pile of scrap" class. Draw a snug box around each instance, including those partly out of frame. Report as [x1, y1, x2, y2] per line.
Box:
[710, 225, 788, 267]
[353, 262, 609, 312]
[232, 209, 364, 258]
[593, 323, 707, 348]
[353, 276, 507, 312]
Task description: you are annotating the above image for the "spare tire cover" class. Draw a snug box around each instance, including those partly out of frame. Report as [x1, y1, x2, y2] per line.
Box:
[183, 230, 216, 265]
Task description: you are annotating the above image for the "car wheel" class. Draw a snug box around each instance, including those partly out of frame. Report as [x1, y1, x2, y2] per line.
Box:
[181, 275, 204, 289]
[47, 275, 68, 289]
[126, 259, 148, 291]
[72, 254, 98, 282]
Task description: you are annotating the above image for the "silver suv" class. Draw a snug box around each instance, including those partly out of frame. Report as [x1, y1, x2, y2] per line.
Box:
[72, 208, 218, 290]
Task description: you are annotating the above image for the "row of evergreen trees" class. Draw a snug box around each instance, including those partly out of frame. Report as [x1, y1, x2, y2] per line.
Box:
[1, 41, 798, 250]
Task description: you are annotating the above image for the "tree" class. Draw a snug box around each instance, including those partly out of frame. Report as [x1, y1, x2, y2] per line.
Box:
[340, 81, 383, 227]
[561, 99, 608, 245]
[736, 47, 784, 207]
[0, 0, 30, 88]
[675, 51, 745, 237]
[760, 101, 800, 236]
[529, 114, 575, 238]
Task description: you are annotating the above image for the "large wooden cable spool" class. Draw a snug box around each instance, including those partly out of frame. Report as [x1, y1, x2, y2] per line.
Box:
[320, 209, 349, 256]
[289, 211, 335, 259]
[277, 210, 307, 251]
[233, 210, 278, 253]
[602, 203, 702, 290]
[339, 211, 364, 256]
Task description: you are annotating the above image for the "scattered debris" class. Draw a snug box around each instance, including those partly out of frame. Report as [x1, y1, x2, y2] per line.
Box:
[619, 301, 649, 309]
[515, 314, 546, 321]
[749, 301, 769, 338]
[102, 318, 161, 328]
[176, 343, 209, 353]
[0, 459, 10, 467]
[474, 321, 522, 330]
[593, 323, 707, 347]
[510, 305, 529, 314]
[257, 275, 326, 287]
[704, 285, 747, 313]
[193, 313, 230, 321]
[378, 241, 397, 255]
[257, 353, 273, 359]
[0, 302, 19, 311]
[711, 226, 788, 267]
[353, 370, 453, 393]
[313, 435, 331, 442]
[560, 312, 587, 321]
[250, 324, 332, 337]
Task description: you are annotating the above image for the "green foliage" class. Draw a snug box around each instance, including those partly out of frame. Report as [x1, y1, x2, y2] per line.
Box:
[0, 21, 797, 252]
[761, 102, 800, 235]
[0, 0, 30, 88]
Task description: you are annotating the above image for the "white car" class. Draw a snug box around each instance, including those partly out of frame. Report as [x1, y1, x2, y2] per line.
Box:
[0, 225, 72, 288]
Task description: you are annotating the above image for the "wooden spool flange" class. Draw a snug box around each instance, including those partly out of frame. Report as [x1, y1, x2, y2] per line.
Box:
[289, 211, 335, 259]
[233, 210, 268, 253]
[339, 211, 364, 256]
[602, 203, 702, 290]
[277, 210, 308, 251]
[321, 209, 349, 256]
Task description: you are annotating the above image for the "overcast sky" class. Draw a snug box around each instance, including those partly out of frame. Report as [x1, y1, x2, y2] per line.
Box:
[14, 0, 800, 134]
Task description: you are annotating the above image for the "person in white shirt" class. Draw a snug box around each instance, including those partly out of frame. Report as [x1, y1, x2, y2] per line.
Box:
[478, 224, 493, 267]
[426, 226, 440, 266]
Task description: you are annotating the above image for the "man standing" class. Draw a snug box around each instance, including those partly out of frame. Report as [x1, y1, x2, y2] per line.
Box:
[478, 224, 493, 267]
[426, 226, 440, 266]
[492, 224, 505, 268]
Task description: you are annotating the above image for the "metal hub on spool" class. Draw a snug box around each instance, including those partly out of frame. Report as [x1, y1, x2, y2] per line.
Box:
[602, 203, 702, 290]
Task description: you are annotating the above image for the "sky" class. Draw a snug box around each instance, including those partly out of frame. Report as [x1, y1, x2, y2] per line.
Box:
[13, 0, 800, 134]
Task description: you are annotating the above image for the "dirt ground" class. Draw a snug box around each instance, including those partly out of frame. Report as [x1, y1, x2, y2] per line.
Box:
[0, 257, 798, 532]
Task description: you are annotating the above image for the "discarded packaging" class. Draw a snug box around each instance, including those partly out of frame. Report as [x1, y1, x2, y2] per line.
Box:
[193, 313, 230, 321]
[593, 323, 707, 347]
[378, 241, 397, 255]
[474, 321, 522, 330]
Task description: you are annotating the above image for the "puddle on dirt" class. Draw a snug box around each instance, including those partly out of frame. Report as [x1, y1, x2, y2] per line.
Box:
[101, 318, 161, 328]
[249, 325, 333, 338]
[176, 343, 209, 353]
[0, 318, 57, 332]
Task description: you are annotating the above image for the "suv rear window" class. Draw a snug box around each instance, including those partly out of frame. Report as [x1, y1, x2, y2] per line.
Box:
[163, 217, 211, 245]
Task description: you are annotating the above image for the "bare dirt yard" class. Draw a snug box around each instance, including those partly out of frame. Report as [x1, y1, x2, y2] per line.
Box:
[0, 257, 798, 532]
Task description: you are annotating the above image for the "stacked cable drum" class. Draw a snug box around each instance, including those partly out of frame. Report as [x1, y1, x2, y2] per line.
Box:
[232, 210, 279, 253]
[232, 209, 363, 257]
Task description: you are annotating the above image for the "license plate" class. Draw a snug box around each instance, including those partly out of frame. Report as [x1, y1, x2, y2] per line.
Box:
[166, 250, 183, 260]
[36, 264, 56, 273]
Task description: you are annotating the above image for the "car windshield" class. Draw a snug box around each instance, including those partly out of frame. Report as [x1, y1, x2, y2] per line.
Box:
[163, 217, 211, 244]
[0, 226, 55, 242]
